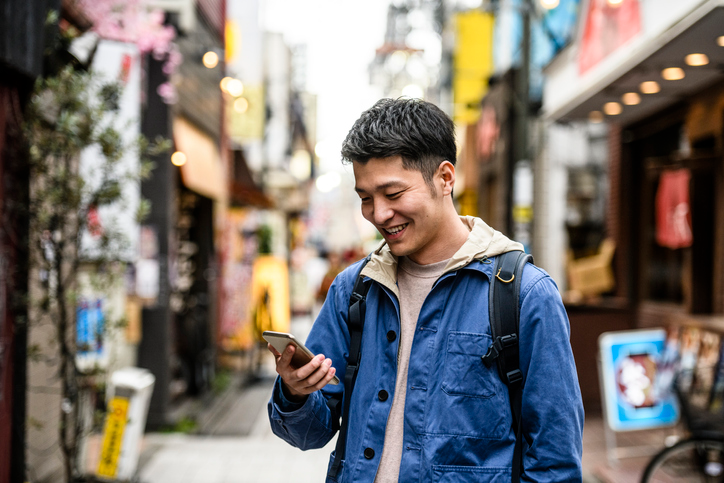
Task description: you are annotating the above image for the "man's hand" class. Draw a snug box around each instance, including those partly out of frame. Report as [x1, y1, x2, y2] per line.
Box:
[268, 343, 337, 403]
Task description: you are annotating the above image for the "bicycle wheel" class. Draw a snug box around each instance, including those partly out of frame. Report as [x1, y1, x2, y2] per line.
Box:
[642, 438, 724, 482]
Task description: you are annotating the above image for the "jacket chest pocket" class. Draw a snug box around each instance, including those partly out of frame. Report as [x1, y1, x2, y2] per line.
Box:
[442, 332, 499, 398]
[427, 332, 508, 439]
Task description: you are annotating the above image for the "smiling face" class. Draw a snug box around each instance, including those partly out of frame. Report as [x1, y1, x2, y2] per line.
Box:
[354, 156, 467, 265]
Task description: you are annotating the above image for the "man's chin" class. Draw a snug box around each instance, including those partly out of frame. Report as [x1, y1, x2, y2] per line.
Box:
[386, 243, 411, 258]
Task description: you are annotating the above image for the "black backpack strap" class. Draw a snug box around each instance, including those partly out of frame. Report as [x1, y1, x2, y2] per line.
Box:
[328, 255, 371, 480]
[482, 250, 533, 483]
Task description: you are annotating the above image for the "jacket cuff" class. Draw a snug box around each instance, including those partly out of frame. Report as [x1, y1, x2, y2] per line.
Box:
[273, 376, 307, 412]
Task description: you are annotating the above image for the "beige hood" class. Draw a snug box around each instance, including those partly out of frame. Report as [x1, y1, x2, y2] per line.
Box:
[361, 216, 525, 298]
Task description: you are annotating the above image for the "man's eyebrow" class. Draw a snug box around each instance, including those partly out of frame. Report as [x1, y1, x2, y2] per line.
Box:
[355, 181, 406, 193]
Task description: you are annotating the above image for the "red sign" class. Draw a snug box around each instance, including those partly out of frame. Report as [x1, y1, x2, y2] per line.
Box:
[476, 105, 500, 161]
[579, 0, 642, 74]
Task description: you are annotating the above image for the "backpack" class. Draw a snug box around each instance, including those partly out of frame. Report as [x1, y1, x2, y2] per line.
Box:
[327, 250, 533, 482]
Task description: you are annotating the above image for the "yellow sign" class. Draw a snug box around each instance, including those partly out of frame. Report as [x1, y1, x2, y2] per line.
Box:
[453, 11, 495, 124]
[97, 396, 130, 478]
[513, 205, 533, 223]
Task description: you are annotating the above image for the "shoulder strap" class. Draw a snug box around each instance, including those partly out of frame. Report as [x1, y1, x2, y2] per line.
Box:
[327, 255, 371, 480]
[482, 250, 533, 483]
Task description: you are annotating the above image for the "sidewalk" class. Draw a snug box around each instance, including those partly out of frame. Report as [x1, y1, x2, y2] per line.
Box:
[582, 411, 673, 483]
[138, 316, 335, 483]
[138, 382, 335, 483]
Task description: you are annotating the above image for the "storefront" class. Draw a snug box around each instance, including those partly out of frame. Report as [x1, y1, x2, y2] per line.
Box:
[543, 0, 724, 407]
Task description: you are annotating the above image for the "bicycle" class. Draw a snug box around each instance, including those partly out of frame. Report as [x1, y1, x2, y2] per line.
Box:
[641, 377, 724, 482]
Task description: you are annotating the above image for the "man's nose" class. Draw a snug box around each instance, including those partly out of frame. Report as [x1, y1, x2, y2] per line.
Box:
[372, 199, 394, 225]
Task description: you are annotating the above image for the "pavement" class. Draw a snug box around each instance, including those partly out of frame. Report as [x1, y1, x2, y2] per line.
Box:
[127, 316, 674, 482]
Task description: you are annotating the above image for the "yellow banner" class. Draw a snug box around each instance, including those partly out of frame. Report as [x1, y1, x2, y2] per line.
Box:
[97, 396, 130, 478]
[453, 11, 495, 124]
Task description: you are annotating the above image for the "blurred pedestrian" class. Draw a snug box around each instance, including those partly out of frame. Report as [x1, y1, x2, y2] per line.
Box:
[316, 251, 344, 303]
[268, 98, 584, 482]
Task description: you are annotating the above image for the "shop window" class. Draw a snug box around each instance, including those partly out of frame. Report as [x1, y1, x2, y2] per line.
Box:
[637, 123, 717, 313]
[566, 167, 606, 259]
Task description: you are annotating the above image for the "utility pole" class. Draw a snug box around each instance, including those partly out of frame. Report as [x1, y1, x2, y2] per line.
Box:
[511, 0, 533, 252]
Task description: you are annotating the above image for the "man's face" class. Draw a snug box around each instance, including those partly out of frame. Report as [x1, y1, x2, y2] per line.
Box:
[353, 156, 447, 263]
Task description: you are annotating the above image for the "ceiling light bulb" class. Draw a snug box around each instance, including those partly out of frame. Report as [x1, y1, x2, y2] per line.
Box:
[220, 77, 232, 92]
[540, 0, 559, 9]
[622, 92, 641, 105]
[685, 53, 709, 66]
[202, 51, 219, 69]
[640, 81, 661, 94]
[718, 36, 724, 47]
[589, 111, 604, 123]
[171, 151, 187, 166]
[603, 102, 622, 116]
[607, 0, 623, 6]
[662, 67, 685, 80]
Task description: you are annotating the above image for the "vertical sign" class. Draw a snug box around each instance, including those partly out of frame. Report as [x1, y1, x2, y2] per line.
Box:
[97, 396, 130, 478]
[453, 10, 494, 124]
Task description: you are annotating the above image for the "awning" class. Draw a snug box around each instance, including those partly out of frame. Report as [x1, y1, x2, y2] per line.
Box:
[228, 149, 272, 208]
[173, 116, 225, 201]
[544, 1, 724, 125]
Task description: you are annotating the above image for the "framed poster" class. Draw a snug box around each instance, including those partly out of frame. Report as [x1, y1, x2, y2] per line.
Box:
[599, 328, 679, 431]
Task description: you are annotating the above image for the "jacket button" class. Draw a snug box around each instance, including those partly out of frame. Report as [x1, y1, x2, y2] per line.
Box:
[364, 447, 375, 459]
[378, 390, 388, 402]
[387, 330, 396, 342]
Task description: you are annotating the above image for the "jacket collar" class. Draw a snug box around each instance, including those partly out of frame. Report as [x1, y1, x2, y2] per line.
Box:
[360, 216, 525, 298]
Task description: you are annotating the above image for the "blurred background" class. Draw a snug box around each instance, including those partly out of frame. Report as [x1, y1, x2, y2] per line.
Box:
[2, 0, 724, 481]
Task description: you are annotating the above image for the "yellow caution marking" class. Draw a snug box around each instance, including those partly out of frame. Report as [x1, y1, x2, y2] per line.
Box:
[97, 396, 130, 478]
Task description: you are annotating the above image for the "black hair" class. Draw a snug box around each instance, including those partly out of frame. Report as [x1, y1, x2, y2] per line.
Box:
[340, 98, 457, 187]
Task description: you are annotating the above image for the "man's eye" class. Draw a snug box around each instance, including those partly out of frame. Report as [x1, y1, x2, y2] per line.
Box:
[387, 191, 402, 199]
[360, 197, 371, 203]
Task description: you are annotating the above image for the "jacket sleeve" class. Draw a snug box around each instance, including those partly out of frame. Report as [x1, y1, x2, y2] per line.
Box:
[518, 273, 584, 482]
[267, 265, 353, 450]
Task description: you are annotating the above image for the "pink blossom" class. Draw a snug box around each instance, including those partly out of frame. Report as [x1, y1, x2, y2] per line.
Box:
[78, 0, 178, 62]
[156, 82, 178, 105]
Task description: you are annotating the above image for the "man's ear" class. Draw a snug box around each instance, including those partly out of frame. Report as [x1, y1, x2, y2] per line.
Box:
[438, 161, 456, 196]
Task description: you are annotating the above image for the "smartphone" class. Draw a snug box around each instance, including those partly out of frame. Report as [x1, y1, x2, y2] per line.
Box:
[262, 330, 340, 385]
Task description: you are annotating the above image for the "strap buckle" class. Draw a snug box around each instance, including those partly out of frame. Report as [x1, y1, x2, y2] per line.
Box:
[481, 334, 519, 368]
[506, 369, 523, 385]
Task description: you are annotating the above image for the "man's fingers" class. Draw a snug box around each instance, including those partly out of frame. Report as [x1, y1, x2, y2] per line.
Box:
[272, 345, 337, 395]
[302, 358, 333, 387]
[310, 365, 337, 391]
[294, 354, 325, 381]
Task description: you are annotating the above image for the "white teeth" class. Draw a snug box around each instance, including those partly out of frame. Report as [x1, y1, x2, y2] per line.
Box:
[386, 224, 408, 235]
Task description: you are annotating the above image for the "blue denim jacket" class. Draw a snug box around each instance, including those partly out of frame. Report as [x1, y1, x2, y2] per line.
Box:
[269, 221, 584, 482]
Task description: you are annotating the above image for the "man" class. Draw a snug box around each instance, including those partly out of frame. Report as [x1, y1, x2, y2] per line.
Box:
[268, 98, 584, 482]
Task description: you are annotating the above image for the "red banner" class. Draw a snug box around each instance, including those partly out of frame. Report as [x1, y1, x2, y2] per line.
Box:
[655, 169, 693, 249]
[579, 0, 642, 74]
